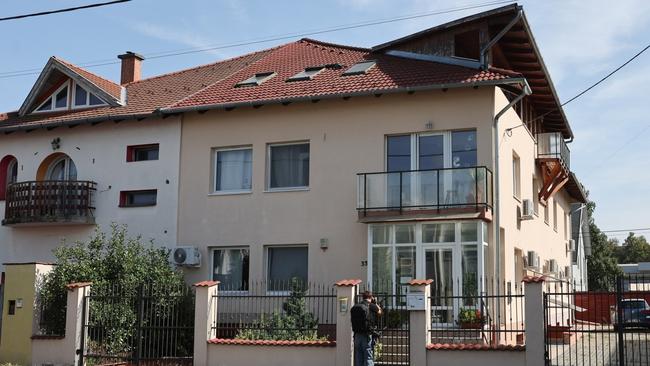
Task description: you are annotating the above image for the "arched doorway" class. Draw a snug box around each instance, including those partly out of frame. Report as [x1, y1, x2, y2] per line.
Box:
[0, 155, 18, 199]
[37, 153, 77, 181]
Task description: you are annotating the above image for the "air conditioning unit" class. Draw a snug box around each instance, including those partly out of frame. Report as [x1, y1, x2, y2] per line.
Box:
[520, 199, 534, 220]
[549, 259, 559, 274]
[171, 246, 201, 267]
[568, 239, 576, 251]
[527, 251, 540, 270]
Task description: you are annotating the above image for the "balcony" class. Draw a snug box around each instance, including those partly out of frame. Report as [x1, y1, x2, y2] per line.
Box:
[2, 180, 97, 226]
[357, 167, 493, 221]
[536, 132, 570, 204]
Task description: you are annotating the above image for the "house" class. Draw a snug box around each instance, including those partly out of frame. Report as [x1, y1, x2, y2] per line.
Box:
[0, 4, 587, 332]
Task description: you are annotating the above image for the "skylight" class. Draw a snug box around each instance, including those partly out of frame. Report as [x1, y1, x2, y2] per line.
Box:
[342, 61, 376, 76]
[236, 72, 277, 87]
[287, 66, 325, 82]
[34, 80, 106, 113]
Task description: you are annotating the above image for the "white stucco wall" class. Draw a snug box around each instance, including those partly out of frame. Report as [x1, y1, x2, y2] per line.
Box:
[0, 117, 181, 272]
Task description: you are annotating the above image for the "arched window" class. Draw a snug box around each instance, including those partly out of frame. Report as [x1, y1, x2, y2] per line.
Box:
[46, 155, 77, 181]
[0, 155, 18, 200]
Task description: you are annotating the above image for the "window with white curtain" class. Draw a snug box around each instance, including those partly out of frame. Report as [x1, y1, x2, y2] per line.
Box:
[213, 147, 252, 193]
[268, 142, 309, 189]
[212, 247, 250, 291]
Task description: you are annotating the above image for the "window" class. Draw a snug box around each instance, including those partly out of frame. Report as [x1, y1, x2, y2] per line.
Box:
[213, 147, 252, 193]
[544, 202, 549, 225]
[119, 189, 157, 207]
[47, 155, 77, 181]
[553, 200, 558, 231]
[287, 66, 325, 82]
[267, 246, 308, 291]
[8, 300, 16, 315]
[73, 83, 106, 107]
[454, 29, 480, 60]
[236, 72, 276, 87]
[532, 178, 539, 215]
[212, 248, 250, 291]
[127, 144, 159, 162]
[35, 80, 106, 113]
[512, 153, 521, 199]
[0, 156, 18, 200]
[342, 60, 376, 76]
[564, 213, 569, 240]
[268, 142, 309, 190]
[451, 131, 477, 167]
[36, 83, 69, 112]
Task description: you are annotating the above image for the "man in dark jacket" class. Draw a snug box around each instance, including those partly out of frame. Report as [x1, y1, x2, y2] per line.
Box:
[352, 291, 382, 366]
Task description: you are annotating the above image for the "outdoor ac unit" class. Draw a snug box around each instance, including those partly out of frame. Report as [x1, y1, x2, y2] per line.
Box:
[171, 246, 201, 267]
[527, 251, 540, 270]
[568, 239, 576, 251]
[549, 259, 559, 274]
[520, 199, 534, 220]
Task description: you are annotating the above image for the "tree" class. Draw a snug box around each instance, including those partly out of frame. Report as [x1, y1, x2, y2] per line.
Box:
[38, 224, 189, 354]
[617, 233, 650, 264]
[585, 200, 622, 291]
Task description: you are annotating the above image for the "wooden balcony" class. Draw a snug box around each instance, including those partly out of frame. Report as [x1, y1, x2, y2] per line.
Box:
[536, 132, 570, 205]
[2, 180, 97, 226]
[357, 166, 493, 222]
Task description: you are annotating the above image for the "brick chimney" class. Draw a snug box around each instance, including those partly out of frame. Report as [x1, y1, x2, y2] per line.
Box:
[117, 51, 144, 84]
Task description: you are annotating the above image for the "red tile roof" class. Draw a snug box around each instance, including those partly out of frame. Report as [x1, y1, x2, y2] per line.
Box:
[55, 57, 123, 101]
[208, 338, 336, 347]
[66, 282, 92, 290]
[194, 280, 220, 287]
[0, 39, 519, 132]
[409, 279, 434, 286]
[427, 343, 525, 351]
[522, 275, 546, 283]
[335, 279, 362, 287]
[165, 39, 517, 112]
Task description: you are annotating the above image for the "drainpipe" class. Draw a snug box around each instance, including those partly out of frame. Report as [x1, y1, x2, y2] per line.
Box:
[493, 81, 531, 325]
[479, 9, 523, 69]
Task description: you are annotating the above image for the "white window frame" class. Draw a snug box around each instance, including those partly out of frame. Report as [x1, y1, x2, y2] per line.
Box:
[71, 81, 107, 109]
[46, 155, 77, 181]
[34, 81, 71, 113]
[265, 244, 309, 294]
[553, 200, 558, 232]
[6, 158, 18, 186]
[512, 152, 521, 200]
[265, 141, 310, 192]
[211, 146, 253, 195]
[210, 246, 250, 294]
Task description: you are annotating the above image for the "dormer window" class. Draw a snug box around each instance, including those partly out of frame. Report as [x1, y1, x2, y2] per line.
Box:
[34, 80, 106, 113]
[235, 72, 276, 87]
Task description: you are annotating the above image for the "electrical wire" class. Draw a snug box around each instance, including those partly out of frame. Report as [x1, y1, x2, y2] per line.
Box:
[0, 0, 132, 22]
[0, 0, 515, 79]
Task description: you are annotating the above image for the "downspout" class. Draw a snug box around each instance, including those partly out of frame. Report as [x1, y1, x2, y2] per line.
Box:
[493, 80, 531, 325]
[479, 9, 523, 69]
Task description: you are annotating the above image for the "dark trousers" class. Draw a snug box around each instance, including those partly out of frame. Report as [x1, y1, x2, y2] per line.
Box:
[354, 333, 374, 366]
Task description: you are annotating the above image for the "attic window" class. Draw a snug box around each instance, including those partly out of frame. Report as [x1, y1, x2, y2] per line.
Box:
[453, 29, 480, 60]
[342, 61, 376, 76]
[236, 72, 276, 87]
[34, 80, 106, 113]
[287, 66, 325, 82]
[36, 83, 69, 112]
[73, 83, 106, 108]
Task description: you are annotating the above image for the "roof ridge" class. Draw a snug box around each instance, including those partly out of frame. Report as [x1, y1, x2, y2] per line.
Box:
[299, 38, 370, 52]
[162, 43, 281, 109]
[52, 56, 121, 90]
[128, 46, 281, 86]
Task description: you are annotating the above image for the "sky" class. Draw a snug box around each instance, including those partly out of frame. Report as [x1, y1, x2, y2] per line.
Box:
[1, 0, 649, 240]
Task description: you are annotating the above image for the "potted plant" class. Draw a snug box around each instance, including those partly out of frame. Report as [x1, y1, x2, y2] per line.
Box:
[457, 308, 485, 329]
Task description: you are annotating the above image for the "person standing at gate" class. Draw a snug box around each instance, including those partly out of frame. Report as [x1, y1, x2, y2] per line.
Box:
[351, 291, 382, 366]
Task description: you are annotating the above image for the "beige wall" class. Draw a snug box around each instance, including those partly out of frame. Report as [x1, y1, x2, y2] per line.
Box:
[207, 344, 335, 366]
[178, 89, 496, 285]
[426, 349, 526, 366]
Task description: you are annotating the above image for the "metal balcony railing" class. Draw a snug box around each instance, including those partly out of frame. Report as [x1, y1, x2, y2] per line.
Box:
[537, 132, 570, 169]
[357, 166, 493, 214]
[2, 180, 97, 225]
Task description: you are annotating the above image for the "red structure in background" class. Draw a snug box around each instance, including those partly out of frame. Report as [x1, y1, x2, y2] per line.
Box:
[575, 292, 650, 324]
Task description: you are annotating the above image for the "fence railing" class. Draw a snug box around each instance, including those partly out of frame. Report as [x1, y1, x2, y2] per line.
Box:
[357, 166, 493, 215]
[537, 132, 570, 169]
[429, 289, 525, 346]
[3, 180, 97, 225]
[213, 281, 337, 341]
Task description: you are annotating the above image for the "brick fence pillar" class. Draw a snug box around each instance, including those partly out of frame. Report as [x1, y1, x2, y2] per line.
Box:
[408, 279, 432, 366]
[193, 281, 219, 366]
[524, 276, 546, 366]
[335, 279, 361, 366]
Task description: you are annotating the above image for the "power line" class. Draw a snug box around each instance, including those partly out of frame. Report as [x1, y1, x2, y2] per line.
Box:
[601, 228, 650, 233]
[0, 0, 514, 79]
[0, 0, 132, 22]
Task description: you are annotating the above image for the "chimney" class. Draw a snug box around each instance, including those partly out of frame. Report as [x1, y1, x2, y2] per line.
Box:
[117, 51, 145, 84]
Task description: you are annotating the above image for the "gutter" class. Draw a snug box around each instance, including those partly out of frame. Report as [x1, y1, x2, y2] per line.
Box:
[160, 77, 531, 115]
[492, 78, 532, 325]
[0, 112, 159, 134]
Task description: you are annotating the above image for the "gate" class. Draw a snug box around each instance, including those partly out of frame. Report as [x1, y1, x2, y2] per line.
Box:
[358, 285, 410, 366]
[544, 274, 650, 366]
[80, 283, 195, 366]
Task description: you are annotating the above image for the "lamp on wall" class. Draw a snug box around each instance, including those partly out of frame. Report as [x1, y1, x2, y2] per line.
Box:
[51, 137, 61, 151]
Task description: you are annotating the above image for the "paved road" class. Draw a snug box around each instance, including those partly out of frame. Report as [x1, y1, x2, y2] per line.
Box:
[548, 331, 650, 366]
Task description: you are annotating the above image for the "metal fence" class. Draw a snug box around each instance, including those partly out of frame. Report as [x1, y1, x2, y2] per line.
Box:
[81, 283, 195, 366]
[213, 281, 337, 341]
[545, 275, 650, 366]
[428, 284, 525, 346]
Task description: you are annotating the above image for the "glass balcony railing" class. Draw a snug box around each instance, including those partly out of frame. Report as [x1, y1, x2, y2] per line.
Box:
[357, 166, 493, 214]
[537, 132, 570, 169]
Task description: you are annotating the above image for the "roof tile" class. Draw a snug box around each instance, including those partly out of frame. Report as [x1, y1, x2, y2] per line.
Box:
[208, 338, 336, 347]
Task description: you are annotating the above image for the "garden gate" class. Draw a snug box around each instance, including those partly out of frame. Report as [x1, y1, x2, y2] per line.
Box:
[79, 283, 195, 366]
